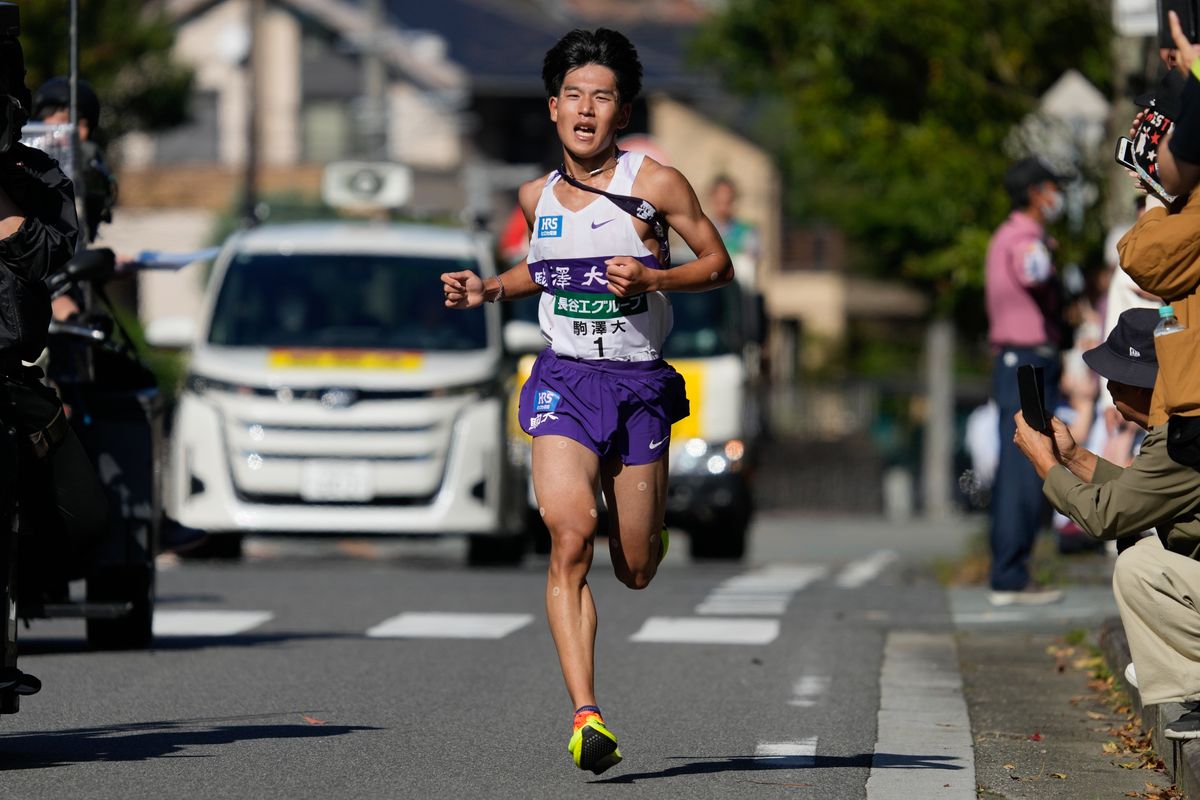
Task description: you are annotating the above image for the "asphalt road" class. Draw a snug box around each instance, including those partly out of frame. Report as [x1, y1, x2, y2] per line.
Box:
[0, 513, 1127, 799]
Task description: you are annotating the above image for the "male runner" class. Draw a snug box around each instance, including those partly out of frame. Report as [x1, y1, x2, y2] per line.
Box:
[441, 28, 733, 775]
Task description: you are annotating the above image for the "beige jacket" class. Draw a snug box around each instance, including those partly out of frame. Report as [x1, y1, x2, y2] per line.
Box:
[1117, 191, 1200, 427]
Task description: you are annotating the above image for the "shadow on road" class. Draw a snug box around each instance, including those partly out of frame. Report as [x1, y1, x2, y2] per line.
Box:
[594, 752, 964, 784]
[0, 713, 380, 770]
[18, 631, 357, 656]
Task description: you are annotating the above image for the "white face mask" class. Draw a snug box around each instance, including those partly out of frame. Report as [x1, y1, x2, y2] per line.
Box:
[1041, 188, 1065, 223]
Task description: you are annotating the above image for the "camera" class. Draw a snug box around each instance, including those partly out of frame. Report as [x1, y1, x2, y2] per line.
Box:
[0, 3, 26, 155]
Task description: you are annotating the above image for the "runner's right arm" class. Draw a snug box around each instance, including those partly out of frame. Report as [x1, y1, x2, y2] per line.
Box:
[442, 177, 545, 308]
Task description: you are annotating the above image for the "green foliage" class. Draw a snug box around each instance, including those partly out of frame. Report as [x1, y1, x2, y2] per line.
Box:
[19, 2, 193, 140]
[695, 0, 1112, 312]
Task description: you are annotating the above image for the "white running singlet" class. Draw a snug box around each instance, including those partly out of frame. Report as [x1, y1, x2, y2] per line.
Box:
[526, 151, 671, 362]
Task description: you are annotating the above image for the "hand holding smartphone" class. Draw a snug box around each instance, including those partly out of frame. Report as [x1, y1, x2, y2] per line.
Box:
[1017, 364, 1051, 434]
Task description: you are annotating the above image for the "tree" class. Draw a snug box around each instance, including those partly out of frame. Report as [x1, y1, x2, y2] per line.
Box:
[19, 1, 193, 142]
[695, 0, 1112, 326]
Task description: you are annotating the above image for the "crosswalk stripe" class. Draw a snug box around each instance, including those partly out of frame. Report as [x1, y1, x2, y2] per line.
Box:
[835, 550, 898, 589]
[629, 616, 780, 645]
[695, 565, 828, 615]
[754, 737, 818, 763]
[153, 610, 274, 637]
[366, 612, 534, 639]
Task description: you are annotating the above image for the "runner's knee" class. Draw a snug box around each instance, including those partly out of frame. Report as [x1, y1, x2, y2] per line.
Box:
[547, 518, 595, 573]
[617, 565, 656, 591]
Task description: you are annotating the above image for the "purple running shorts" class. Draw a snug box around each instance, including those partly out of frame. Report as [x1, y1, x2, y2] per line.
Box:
[518, 349, 689, 466]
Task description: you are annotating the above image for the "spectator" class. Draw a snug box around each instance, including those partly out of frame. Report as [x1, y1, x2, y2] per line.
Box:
[984, 156, 1068, 606]
[1011, 308, 1200, 739]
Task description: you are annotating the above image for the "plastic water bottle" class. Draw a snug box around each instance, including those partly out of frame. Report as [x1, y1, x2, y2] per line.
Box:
[1155, 305, 1186, 337]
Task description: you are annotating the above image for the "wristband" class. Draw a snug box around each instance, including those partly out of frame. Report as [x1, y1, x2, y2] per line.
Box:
[487, 274, 505, 303]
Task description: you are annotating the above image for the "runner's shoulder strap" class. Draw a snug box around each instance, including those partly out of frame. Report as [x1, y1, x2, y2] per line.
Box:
[556, 165, 671, 268]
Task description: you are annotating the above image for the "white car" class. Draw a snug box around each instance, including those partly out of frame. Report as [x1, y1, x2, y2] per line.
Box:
[159, 222, 525, 562]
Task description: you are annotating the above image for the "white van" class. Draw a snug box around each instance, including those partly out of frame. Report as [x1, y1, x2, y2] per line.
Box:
[158, 222, 524, 563]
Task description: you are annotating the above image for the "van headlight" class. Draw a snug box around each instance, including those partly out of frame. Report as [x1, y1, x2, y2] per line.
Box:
[185, 373, 260, 397]
[670, 438, 746, 476]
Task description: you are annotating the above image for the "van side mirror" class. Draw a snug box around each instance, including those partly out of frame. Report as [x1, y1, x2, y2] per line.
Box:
[145, 316, 197, 350]
[503, 320, 544, 355]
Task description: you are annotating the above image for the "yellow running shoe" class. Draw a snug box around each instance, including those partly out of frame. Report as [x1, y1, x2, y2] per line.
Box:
[568, 707, 622, 775]
[658, 526, 670, 565]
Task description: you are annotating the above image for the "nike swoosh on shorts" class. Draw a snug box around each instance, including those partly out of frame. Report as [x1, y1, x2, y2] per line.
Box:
[649, 437, 668, 450]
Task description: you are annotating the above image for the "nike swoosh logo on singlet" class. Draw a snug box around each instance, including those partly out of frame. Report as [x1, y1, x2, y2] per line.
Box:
[591, 219, 614, 229]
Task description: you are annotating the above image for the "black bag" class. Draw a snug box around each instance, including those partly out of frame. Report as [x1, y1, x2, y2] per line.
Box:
[1167, 414, 1200, 468]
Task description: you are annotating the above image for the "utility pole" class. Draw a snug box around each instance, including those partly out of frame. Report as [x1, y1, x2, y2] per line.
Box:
[362, 0, 387, 160]
[240, 0, 262, 227]
[921, 317, 955, 518]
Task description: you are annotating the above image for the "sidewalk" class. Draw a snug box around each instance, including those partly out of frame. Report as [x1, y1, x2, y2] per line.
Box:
[961, 629, 1175, 799]
[1101, 618, 1200, 798]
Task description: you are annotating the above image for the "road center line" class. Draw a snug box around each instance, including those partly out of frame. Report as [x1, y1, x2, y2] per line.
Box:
[788, 674, 831, 707]
[865, 631, 975, 799]
[754, 737, 818, 764]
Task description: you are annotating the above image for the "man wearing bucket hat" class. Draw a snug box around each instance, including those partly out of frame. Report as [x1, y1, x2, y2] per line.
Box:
[1014, 307, 1200, 738]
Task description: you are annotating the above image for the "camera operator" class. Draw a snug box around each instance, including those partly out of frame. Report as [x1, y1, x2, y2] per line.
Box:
[30, 76, 115, 246]
[0, 4, 108, 584]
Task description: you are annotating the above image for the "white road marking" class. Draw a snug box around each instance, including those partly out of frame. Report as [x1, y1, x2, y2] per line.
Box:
[695, 565, 827, 615]
[153, 610, 274, 637]
[865, 631, 975, 799]
[835, 550, 899, 589]
[754, 737, 818, 764]
[953, 608, 1104, 625]
[788, 674, 831, 707]
[630, 616, 780, 645]
[366, 612, 533, 639]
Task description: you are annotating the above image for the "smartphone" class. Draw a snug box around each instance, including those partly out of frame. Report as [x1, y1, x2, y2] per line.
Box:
[1017, 364, 1050, 434]
[1159, 0, 1200, 48]
[1115, 137, 1138, 171]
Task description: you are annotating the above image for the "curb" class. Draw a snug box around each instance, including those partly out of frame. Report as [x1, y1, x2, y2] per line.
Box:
[1100, 616, 1200, 797]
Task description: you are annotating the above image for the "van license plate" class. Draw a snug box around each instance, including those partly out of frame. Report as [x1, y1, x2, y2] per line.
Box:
[300, 461, 374, 502]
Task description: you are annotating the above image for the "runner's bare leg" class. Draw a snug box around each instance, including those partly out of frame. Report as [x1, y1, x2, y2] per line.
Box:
[533, 435, 602, 709]
[602, 454, 669, 589]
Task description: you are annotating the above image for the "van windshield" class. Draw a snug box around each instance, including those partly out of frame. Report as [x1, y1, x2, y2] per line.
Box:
[208, 252, 488, 351]
[662, 285, 742, 359]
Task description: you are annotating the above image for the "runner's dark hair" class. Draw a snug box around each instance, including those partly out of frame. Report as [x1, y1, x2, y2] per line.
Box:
[542, 28, 642, 104]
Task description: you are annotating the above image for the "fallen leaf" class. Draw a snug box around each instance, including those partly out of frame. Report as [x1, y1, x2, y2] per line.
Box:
[1103, 742, 1119, 754]
[1087, 711, 1106, 720]
[1028, 731, 1044, 741]
[302, 715, 327, 726]
[1003, 763, 1016, 770]
[1051, 772, 1068, 779]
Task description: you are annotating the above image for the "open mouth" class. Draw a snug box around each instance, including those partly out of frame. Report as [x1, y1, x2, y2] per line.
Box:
[573, 122, 596, 142]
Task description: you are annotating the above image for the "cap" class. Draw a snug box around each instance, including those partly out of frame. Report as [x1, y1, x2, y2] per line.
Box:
[1004, 157, 1068, 201]
[1082, 307, 1160, 389]
[1134, 70, 1186, 120]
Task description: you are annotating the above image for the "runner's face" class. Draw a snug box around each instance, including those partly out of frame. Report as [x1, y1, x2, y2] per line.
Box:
[549, 64, 630, 160]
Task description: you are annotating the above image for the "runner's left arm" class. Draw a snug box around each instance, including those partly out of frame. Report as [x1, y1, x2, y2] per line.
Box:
[606, 165, 733, 296]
